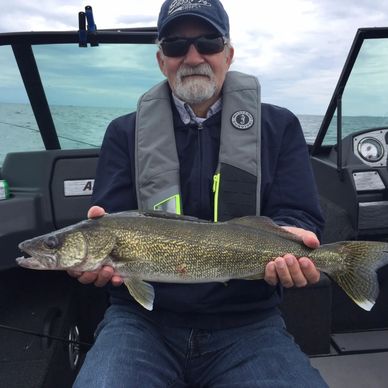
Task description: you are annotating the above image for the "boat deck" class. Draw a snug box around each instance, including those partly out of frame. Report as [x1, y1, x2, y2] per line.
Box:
[311, 330, 388, 387]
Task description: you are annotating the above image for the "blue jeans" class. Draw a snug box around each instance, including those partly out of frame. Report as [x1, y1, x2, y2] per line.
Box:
[73, 304, 328, 387]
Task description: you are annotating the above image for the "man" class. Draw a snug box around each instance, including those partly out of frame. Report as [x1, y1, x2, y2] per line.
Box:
[73, 0, 327, 386]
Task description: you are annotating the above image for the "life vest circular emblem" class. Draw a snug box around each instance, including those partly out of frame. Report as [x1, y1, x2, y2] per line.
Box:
[231, 111, 254, 130]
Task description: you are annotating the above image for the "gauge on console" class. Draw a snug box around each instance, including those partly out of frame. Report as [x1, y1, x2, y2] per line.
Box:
[357, 137, 385, 162]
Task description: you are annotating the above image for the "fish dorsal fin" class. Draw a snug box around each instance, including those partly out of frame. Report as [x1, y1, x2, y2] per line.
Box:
[123, 278, 155, 311]
[228, 216, 303, 242]
[142, 210, 211, 223]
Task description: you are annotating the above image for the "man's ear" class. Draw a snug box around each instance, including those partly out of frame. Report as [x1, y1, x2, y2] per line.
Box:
[156, 50, 167, 76]
[226, 46, 234, 67]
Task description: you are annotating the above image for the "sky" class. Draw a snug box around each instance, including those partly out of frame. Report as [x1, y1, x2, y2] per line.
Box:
[1, 0, 388, 115]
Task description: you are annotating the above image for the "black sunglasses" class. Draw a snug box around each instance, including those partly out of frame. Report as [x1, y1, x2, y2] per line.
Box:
[159, 34, 226, 57]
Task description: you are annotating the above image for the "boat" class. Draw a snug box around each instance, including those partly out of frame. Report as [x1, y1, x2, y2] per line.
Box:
[0, 7, 387, 387]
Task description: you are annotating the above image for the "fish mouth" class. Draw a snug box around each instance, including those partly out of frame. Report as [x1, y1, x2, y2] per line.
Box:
[16, 243, 57, 269]
[16, 255, 57, 269]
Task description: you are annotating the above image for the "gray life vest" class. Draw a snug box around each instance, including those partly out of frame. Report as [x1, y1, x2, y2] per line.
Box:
[135, 70, 261, 221]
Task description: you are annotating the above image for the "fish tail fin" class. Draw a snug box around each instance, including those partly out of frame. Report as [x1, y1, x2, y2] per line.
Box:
[328, 241, 388, 311]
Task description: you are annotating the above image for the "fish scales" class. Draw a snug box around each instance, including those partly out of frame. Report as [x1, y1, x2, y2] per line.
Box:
[16, 210, 388, 312]
[106, 215, 308, 281]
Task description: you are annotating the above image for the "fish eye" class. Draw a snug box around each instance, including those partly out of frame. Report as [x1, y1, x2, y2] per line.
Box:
[43, 236, 59, 249]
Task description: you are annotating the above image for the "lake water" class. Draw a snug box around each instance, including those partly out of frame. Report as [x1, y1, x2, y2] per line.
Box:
[1, 102, 388, 166]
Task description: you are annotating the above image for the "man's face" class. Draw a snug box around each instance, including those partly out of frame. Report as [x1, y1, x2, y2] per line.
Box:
[157, 18, 234, 105]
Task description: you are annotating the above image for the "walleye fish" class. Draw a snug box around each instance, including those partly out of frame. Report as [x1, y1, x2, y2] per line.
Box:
[16, 211, 388, 311]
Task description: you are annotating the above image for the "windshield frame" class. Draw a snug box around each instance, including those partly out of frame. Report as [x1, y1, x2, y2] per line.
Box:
[311, 27, 388, 155]
[0, 28, 158, 150]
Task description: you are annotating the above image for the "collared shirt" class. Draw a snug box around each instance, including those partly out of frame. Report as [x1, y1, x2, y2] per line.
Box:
[172, 94, 222, 125]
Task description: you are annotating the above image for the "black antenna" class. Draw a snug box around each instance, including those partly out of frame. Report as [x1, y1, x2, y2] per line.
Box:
[85, 5, 99, 47]
[78, 11, 87, 47]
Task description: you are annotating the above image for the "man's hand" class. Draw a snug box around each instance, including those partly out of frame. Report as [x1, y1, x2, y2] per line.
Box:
[264, 226, 320, 288]
[67, 206, 123, 287]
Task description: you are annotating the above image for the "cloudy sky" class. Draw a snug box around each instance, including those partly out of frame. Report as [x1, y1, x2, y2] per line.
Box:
[1, 0, 388, 114]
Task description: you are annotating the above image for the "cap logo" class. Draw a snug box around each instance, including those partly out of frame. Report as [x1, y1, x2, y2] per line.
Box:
[231, 111, 254, 130]
[168, 0, 212, 15]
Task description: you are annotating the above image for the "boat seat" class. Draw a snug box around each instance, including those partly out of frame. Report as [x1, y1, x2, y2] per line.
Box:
[280, 273, 332, 355]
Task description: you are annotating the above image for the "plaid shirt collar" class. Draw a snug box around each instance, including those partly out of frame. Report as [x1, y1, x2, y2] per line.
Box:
[172, 94, 222, 125]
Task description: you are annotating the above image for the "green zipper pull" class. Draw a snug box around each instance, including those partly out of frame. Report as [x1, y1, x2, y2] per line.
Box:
[213, 173, 220, 223]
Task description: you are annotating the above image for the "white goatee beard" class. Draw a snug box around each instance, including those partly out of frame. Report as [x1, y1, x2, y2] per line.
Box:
[174, 64, 217, 104]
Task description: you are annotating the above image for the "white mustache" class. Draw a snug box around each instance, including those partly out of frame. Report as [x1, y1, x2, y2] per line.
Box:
[177, 64, 213, 79]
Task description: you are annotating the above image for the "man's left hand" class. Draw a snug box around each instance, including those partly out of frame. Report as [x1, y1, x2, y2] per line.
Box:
[264, 226, 320, 288]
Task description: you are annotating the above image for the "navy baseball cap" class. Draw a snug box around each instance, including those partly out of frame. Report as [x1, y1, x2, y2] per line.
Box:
[157, 0, 230, 39]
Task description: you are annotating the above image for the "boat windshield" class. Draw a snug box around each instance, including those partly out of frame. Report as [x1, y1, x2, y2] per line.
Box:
[0, 42, 163, 166]
[323, 37, 388, 145]
[2, 30, 388, 165]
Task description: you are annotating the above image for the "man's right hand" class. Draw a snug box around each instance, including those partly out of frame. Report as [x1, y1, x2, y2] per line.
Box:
[67, 205, 124, 287]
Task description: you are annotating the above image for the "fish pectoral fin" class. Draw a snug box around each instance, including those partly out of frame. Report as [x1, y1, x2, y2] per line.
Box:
[123, 278, 155, 311]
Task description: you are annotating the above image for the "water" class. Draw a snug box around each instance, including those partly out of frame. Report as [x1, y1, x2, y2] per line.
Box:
[0, 103, 130, 165]
[1, 102, 388, 166]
